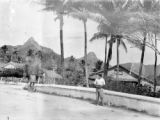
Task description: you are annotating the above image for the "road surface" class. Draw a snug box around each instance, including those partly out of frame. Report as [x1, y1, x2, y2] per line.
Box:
[0, 84, 159, 120]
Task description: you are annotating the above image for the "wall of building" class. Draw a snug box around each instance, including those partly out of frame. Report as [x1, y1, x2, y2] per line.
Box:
[35, 84, 160, 117]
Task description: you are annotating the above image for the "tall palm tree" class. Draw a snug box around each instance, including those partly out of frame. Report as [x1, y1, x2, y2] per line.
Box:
[69, 8, 89, 87]
[115, 35, 128, 80]
[154, 33, 157, 94]
[126, 0, 160, 91]
[88, 0, 130, 82]
[41, 0, 73, 78]
[149, 15, 160, 94]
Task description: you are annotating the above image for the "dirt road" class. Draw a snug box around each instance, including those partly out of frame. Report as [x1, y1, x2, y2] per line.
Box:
[0, 84, 159, 120]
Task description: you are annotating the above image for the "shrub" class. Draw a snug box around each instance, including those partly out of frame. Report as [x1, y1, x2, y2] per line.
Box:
[0, 68, 23, 77]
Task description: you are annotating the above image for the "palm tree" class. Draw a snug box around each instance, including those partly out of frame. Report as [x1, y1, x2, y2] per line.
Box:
[149, 15, 160, 94]
[41, 0, 73, 78]
[154, 33, 158, 94]
[126, 0, 160, 91]
[88, 0, 130, 82]
[115, 35, 127, 80]
[69, 3, 91, 87]
[105, 36, 115, 80]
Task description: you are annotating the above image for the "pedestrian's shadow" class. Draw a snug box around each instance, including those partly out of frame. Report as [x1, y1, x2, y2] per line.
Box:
[88, 99, 108, 106]
[90, 100, 97, 105]
[85, 99, 102, 106]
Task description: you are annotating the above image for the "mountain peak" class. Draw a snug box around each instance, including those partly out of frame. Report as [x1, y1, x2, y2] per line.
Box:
[24, 37, 39, 46]
[23, 37, 41, 50]
[87, 52, 98, 60]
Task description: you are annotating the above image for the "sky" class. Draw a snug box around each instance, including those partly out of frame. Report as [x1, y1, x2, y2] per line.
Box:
[0, 0, 160, 65]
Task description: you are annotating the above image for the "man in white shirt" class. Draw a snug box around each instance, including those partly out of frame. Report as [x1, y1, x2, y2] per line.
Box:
[94, 74, 105, 106]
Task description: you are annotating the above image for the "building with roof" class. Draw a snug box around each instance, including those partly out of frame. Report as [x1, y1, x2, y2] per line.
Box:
[89, 65, 153, 87]
[0, 62, 24, 82]
[3, 62, 24, 69]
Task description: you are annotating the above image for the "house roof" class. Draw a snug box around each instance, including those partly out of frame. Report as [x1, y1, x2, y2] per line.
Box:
[3, 62, 24, 69]
[89, 65, 153, 84]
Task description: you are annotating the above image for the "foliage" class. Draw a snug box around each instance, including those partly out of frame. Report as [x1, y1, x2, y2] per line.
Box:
[93, 60, 103, 72]
[35, 0, 160, 96]
[64, 70, 84, 86]
[1, 45, 8, 54]
[0, 45, 9, 62]
[103, 80, 160, 97]
[64, 56, 85, 86]
[27, 49, 34, 57]
[0, 68, 23, 78]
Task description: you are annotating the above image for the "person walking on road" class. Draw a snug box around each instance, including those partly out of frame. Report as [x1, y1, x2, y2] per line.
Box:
[25, 56, 41, 92]
[94, 74, 105, 106]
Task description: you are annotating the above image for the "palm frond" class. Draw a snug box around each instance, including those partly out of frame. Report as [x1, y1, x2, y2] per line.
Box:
[88, 12, 110, 26]
[69, 8, 88, 22]
[90, 32, 108, 42]
[120, 39, 127, 53]
[40, 0, 74, 14]
[123, 34, 143, 50]
[41, 0, 62, 11]
[141, 0, 160, 12]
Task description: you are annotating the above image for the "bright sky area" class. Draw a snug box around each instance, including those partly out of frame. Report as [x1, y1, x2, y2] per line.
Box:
[0, 0, 160, 65]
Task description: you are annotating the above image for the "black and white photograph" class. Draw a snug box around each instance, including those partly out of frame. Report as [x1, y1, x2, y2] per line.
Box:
[0, 0, 160, 120]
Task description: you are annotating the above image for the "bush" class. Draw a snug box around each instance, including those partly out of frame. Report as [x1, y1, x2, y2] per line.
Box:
[64, 70, 85, 86]
[0, 68, 23, 78]
[103, 79, 158, 97]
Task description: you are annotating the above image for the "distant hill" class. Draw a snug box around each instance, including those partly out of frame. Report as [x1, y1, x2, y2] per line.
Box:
[78, 52, 98, 65]
[0, 37, 61, 70]
[0, 37, 160, 83]
[0, 37, 98, 72]
[4, 37, 160, 79]
[121, 63, 160, 78]
[64, 52, 99, 73]
[78, 52, 98, 70]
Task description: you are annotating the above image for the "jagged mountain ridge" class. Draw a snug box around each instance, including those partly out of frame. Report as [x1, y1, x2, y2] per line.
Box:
[0, 37, 98, 71]
[64, 52, 99, 72]
[0, 37, 61, 69]
[1, 37, 159, 78]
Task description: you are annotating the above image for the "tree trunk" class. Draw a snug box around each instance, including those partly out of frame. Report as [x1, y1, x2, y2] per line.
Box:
[104, 39, 113, 83]
[116, 39, 120, 81]
[104, 37, 108, 64]
[154, 34, 157, 95]
[103, 37, 108, 78]
[138, 36, 146, 93]
[60, 14, 64, 78]
[84, 21, 89, 87]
